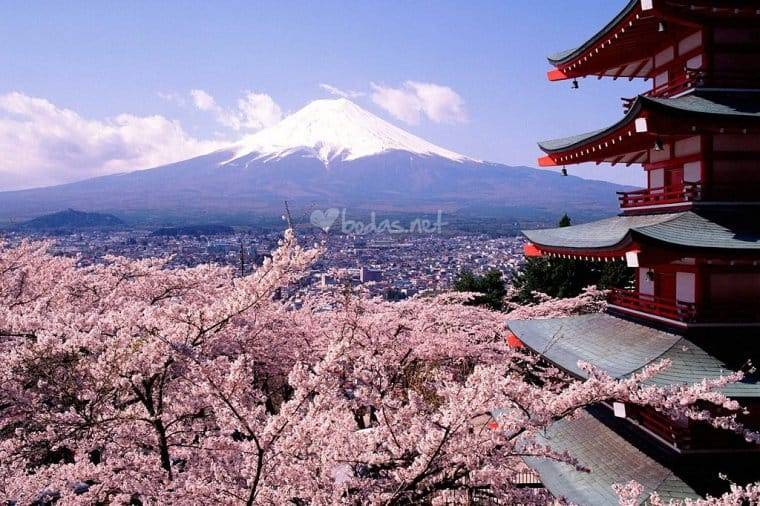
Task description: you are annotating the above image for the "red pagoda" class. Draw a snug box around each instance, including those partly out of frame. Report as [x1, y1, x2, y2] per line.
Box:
[509, 1, 760, 502]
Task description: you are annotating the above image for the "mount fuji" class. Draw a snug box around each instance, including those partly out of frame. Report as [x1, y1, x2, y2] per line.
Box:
[0, 98, 627, 224]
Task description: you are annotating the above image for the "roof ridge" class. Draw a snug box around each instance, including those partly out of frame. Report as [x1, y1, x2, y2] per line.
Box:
[625, 335, 685, 380]
[635, 212, 685, 230]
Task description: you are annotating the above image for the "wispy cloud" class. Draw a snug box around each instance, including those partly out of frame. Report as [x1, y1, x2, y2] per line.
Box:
[189, 89, 282, 131]
[319, 83, 364, 99]
[370, 81, 467, 125]
[0, 92, 224, 190]
[157, 91, 187, 107]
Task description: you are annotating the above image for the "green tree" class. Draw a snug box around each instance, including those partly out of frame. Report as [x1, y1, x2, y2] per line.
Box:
[511, 258, 632, 303]
[454, 269, 507, 311]
[511, 214, 632, 303]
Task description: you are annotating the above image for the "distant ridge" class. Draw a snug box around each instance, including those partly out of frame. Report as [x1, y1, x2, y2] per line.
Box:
[17, 209, 124, 230]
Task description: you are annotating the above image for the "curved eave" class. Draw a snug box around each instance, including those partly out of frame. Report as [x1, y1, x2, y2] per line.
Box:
[546, 1, 760, 81]
[547, 0, 641, 67]
[523, 242, 632, 261]
[538, 99, 646, 167]
[537, 91, 760, 167]
[521, 213, 679, 255]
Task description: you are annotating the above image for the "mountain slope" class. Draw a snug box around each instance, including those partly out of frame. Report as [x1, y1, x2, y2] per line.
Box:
[0, 99, 630, 224]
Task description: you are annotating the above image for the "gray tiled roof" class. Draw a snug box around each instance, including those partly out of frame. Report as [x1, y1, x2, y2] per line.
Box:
[524, 409, 700, 505]
[634, 211, 760, 250]
[538, 91, 760, 153]
[647, 90, 760, 118]
[523, 211, 760, 252]
[538, 127, 612, 152]
[522, 214, 678, 250]
[507, 313, 760, 398]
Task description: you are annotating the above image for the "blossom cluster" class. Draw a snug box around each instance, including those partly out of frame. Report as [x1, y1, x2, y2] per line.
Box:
[0, 235, 757, 505]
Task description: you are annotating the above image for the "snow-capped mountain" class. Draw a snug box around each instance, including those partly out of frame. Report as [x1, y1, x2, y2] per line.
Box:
[0, 99, 628, 224]
[229, 98, 471, 165]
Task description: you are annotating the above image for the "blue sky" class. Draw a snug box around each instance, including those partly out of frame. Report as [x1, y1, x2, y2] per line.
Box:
[0, 0, 646, 190]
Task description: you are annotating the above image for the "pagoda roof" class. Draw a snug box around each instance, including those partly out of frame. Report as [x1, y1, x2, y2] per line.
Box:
[547, 0, 641, 66]
[539, 90, 760, 156]
[524, 408, 701, 505]
[523, 210, 760, 255]
[546, 0, 760, 81]
[507, 313, 760, 398]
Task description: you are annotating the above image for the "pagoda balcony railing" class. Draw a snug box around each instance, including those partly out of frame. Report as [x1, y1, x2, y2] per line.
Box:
[609, 290, 760, 324]
[646, 73, 694, 99]
[608, 289, 697, 323]
[617, 183, 701, 209]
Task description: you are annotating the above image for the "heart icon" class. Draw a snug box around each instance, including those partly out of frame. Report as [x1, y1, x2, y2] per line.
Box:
[310, 208, 340, 232]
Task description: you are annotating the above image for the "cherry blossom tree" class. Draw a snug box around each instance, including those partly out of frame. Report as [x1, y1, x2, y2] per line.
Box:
[614, 480, 760, 506]
[504, 285, 608, 321]
[0, 233, 757, 505]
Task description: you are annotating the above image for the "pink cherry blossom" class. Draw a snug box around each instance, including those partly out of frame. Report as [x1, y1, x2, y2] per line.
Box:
[0, 233, 757, 504]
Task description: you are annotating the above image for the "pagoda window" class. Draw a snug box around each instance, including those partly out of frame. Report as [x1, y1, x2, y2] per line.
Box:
[683, 161, 701, 184]
[638, 268, 655, 296]
[674, 136, 701, 158]
[650, 143, 672, 163]
[678, 31, 702, 56]
[649, 168, 665, 190]
[655, 46, 675, 69]
[654, 70, 669, 89]
[676, 272, 696, 304]
[686, 54, 703, 71]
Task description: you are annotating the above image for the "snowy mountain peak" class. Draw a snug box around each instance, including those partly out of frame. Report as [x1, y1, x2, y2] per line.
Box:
[230, 98, 471, 164]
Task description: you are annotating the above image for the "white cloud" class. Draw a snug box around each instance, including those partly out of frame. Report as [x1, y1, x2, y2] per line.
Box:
[190, 89, 217, 111]
[370, 81, 467, 125]
[157, 91, 187, 106]
[189, 89, 282, 131]
[319, 83, 364, 99]
[0, 92, 225, 191]
[236, 92, 283, 130]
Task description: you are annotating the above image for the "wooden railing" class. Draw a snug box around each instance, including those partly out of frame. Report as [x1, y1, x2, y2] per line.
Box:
[647, 73, 694, 98]
[608, 289, 697, 323]
[610, 290, 760, 324]
[617, 183, 701, 209]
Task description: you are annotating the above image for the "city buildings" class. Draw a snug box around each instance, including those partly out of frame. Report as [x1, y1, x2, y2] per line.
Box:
[0, 227, 525, 302]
